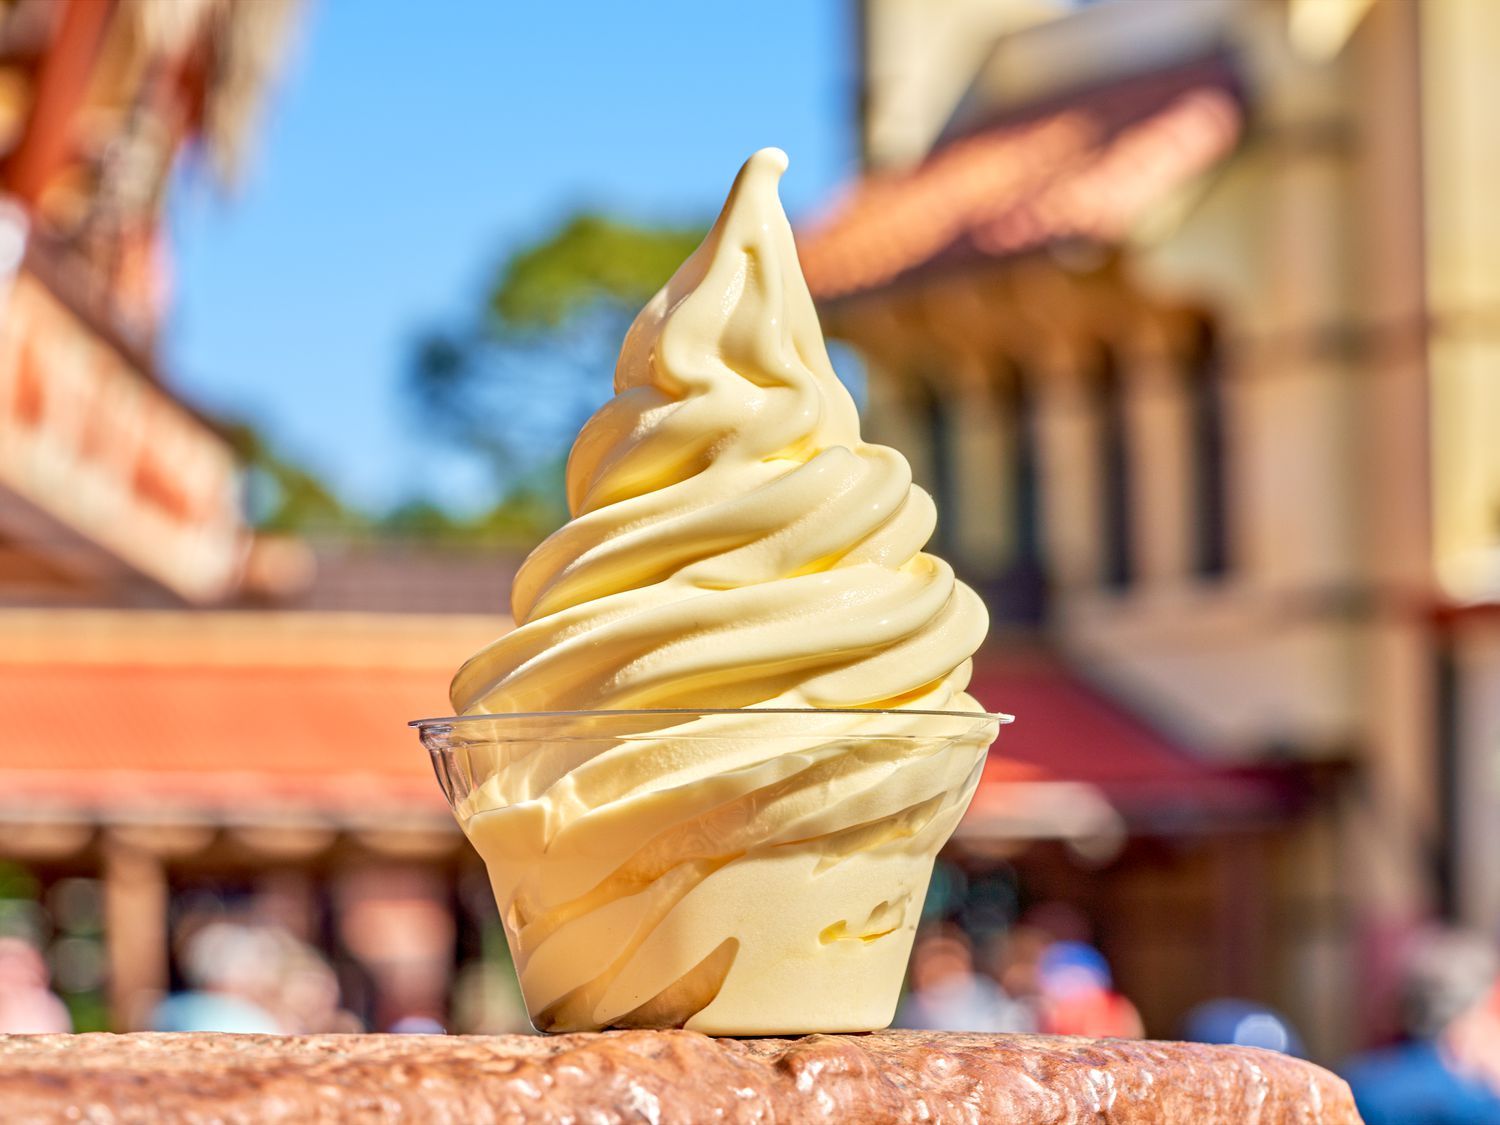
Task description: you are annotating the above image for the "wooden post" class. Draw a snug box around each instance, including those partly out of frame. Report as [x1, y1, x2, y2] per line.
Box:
[103, 835, 169, 1032]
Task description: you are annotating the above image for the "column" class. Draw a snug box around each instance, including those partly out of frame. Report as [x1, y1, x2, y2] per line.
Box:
[103, 835, 169, 1031]
[1422, 0, 1500, 599]
[1032, 342, 1102, 591]
[945, 353, 1006, 578]
[1122, 331, 1193, 589]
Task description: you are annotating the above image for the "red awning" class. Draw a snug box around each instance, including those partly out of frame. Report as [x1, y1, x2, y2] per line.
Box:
[963, 651, 1291, 837]
[798, 54, 1245, 302]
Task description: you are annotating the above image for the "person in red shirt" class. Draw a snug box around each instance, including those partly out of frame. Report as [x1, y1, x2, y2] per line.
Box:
[1034, 940, 1143, 1039]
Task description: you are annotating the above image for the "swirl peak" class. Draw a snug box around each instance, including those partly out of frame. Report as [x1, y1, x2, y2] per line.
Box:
[453, 149, 986, 716]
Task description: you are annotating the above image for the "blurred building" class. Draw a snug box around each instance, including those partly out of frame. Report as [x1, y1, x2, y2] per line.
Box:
[0, 0, 510, 1033]
[799, 0, 1500, 1057]
[0, 0, 302, 605]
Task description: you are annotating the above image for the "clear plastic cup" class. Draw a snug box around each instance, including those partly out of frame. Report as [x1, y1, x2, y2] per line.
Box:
[413, 707, 1009, 1035]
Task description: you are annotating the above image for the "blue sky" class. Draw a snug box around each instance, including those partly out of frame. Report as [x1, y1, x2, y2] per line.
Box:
[166, 0, 857, 513]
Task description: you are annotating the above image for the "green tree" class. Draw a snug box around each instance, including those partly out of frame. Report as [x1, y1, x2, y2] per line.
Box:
[407, 213, 705, 536]
[222, 421, 368, 536]
[374, 481, 565, 549]
[489, 214, 704, 331]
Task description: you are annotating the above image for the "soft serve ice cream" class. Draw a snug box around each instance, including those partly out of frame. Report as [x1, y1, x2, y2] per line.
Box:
[444, 149, 998, 1034]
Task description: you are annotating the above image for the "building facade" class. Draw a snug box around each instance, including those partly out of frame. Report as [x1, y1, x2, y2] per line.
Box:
[799, 0, 1500, 1056]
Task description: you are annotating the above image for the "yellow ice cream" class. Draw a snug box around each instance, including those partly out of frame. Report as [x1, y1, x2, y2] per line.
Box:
[447, 149, 997, 1034]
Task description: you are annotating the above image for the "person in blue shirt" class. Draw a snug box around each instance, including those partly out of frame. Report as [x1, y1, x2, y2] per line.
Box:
[149, 922, 284, 1034]
[1341, 927, 1500, 1125]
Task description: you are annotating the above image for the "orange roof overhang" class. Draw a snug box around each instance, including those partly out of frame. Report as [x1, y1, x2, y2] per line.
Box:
[798, 53, 1246, 303]
[0, 611, 504, 826]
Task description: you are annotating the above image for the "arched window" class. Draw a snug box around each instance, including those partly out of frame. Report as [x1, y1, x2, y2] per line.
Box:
[1186, 319, 1229, 578]
[1093, 346, 1132, 590]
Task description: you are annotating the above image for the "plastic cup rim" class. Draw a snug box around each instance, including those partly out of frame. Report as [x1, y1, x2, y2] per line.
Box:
[410, 706, 1015, 730]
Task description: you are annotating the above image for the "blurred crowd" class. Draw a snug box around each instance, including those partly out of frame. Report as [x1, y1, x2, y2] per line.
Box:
[148, 920, 360, 1035]
[895, 909, 1500, 1125]
[894, 906, 1143, 1039]
[0, 865, 532, 1038]
[0, 913, 534, 1037]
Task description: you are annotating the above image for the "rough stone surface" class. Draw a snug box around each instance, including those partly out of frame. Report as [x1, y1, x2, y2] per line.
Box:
[0, 1029, 1361, 1124]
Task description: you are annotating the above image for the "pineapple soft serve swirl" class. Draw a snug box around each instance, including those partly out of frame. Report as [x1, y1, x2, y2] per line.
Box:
[449, 149, 995, 1034]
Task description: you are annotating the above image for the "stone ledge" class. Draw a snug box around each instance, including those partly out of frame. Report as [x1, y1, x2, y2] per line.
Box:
[0, 1029, 1361, 1124]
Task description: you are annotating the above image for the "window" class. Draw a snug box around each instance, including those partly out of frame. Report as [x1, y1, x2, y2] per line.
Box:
[999, 368, 1047, 623]
[1093, 347, 1132, 590]
[1186, 319, 1229, 578]
[1010, 375, 1043, 574]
